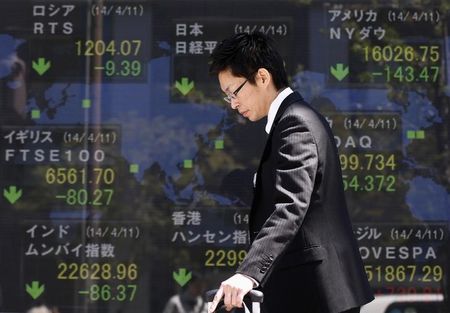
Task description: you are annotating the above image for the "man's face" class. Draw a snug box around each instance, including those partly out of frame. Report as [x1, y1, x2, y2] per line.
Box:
[218, 69, 269, 122]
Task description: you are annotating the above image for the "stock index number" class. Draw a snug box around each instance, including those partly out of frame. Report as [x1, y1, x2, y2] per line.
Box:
[342, 174, 396, 192]
[104, 60, 142, 77]
[83, 284, 137, 302]
[339, 154, 396, 171]
[363, 45, 440, 63]
[205, 249, 247, 267]
[365, 265, 443, 283]
[46, 167, 115, 185]
[57, 262, 138, 280]
[57, 188, 114, 206]
[76, 40, 142, 56]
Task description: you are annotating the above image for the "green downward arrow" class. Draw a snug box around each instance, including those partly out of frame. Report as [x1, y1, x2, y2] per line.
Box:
[175, 77, 194, 96]
[330, 63, 349, 81]
[3, 186, 22, 204]
[26, 281, 45, 299]
[32, 58, 51, 76]
[173, 268, 192, 287]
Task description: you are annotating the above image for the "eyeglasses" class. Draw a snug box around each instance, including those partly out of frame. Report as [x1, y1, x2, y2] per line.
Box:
[223, 79, 248, 103]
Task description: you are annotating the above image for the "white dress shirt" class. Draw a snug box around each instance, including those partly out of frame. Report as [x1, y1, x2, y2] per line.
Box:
[265, 87, 294, 134]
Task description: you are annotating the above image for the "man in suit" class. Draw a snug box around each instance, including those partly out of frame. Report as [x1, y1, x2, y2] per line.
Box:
[208, 32, 374, 313]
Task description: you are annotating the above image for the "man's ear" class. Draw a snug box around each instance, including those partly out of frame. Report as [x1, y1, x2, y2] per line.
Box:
[256, 68, 271, 86]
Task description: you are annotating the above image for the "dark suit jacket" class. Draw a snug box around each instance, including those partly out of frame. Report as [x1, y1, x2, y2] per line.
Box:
[237, 92, 374, 313]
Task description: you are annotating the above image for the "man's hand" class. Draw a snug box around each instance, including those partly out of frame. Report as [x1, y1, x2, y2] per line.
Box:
[208, 274, 254, 312]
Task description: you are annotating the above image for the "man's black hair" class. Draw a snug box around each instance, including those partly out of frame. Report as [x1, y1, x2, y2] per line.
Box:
[209, 32, 289, 90]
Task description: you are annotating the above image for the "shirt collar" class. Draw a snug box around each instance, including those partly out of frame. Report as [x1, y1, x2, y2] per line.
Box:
[265, 87, 293, 134]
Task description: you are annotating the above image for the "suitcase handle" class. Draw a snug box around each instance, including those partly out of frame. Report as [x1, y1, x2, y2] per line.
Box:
[205, 289, 264, 303]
